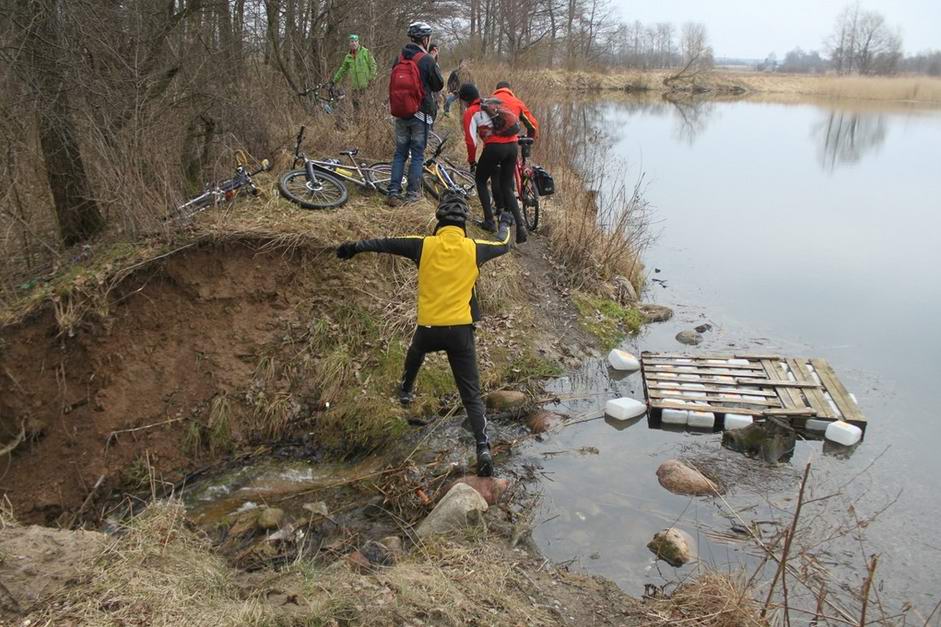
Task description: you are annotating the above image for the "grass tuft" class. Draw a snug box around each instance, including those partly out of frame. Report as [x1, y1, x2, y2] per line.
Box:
[573, 292, 644, 349]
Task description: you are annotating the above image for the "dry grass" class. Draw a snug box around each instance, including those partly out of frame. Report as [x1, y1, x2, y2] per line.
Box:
[727, 71, 941, 103]
[644, 571, 768, 626]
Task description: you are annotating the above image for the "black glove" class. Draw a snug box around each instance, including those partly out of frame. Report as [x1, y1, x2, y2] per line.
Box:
[499, 211, 515, 227]
[336, 242, 358, 260]
[469, 161, 476, 174]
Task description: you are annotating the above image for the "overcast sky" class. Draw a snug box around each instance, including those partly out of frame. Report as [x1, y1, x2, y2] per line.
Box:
[613, 0, 941, 59]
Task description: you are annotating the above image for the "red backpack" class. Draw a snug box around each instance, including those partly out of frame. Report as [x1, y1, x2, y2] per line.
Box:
[479, 97, 521, 137]
[389, 51, 426, 118]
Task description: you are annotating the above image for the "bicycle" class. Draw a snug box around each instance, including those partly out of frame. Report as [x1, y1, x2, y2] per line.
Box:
[371, 134, 476, 199]
[514, 137, 540, 231]
[173, 154, 270, 220]
[298, 83, 344, 114]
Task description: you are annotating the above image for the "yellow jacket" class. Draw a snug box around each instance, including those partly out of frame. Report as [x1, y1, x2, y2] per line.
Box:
[350, 224, 511, 326]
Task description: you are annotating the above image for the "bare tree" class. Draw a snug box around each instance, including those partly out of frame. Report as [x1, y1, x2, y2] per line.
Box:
[827, 3, 902, 75]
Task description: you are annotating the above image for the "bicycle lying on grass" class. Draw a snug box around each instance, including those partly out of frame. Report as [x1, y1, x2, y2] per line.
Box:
[279, 126, 388, 209]
[298, 83, 344, 115]
[173, 154, 270, 220]
[370, 134, 476, 199]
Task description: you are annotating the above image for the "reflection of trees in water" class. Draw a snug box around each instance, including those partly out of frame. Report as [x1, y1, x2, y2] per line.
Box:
[816, 111, 887, 171]
[664, 96, 716, 145]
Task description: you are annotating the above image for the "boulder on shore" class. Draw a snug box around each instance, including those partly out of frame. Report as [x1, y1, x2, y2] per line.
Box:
[416, 483, 488, 538]
[448, 476, 510, 505]
[637, 303, 673, 323]
[486, 390, 528, 411]
[647, 528, 696, 567]
[656, 459, 719, 496]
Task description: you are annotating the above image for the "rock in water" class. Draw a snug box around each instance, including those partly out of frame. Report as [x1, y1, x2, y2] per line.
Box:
[527, 410, 562, 434]
[416, 483, 488, 538]
[449, 476, 510, 505]
[486, 390, 528, 410]
[613, 275, 638, 304]
[637, 303, 673, 323]
[722, 418, 796, 463]
[675, 330, 703, 346]
[647, 528, 696, 567]
[656, 459, 719, 496]
[257, 507, 285, 531]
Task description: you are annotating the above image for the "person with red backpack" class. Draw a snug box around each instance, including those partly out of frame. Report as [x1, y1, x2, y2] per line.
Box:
[386, 22, 444, 207]
[459, 83, 527, 243]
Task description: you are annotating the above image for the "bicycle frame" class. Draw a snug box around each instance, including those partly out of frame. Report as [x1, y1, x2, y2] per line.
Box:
[176, 159, 270, 218]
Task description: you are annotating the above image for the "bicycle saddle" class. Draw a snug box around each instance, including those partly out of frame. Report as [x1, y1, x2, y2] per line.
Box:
[341, 148, 359, 157]
[517, 137, 535, 146]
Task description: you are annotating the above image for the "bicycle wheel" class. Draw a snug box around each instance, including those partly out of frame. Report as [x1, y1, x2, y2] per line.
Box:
[366, 162, 404, 196]
[521, 175, 540, 231]
[279, 169, 348, 209]
[422, 171, 445, 199]
[442, 160, 477, 197]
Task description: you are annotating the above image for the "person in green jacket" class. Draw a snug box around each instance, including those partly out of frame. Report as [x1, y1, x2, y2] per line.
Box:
[331, 34, 377, 110]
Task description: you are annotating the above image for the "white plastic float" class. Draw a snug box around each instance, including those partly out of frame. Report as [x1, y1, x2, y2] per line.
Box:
[723, 414, 753, 430]
[688, 410, 716, 429]
[604, 397, 647, 421]
[661, 399, 689, 425]
[607, 349, 640, 372]
[825, 420, 862, 446]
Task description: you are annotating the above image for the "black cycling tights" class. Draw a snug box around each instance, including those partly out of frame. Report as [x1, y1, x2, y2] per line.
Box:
[475, 142, 522, 227]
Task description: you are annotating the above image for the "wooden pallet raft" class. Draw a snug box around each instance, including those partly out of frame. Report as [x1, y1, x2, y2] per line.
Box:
[640, 352, 867, 432]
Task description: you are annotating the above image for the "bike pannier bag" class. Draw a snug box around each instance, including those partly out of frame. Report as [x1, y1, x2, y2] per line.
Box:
[479, 97, 521, 137]
[389, 52, 426, 118]
[533, 166, 555, 196]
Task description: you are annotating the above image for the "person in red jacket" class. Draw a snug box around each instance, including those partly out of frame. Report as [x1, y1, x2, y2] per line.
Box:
[490, 80, 539, 219]
[459, 83, 527, 243]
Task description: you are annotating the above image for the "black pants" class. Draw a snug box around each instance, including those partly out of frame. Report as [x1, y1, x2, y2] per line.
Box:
[401, 325, 488, 445]
[475, 142, 522, 229]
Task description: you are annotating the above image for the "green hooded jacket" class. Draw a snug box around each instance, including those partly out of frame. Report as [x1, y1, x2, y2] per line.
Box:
[332, 47, 378, 91]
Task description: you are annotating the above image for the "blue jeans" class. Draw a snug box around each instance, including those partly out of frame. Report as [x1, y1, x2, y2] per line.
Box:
[390, 117, 429, 196]
[443, 93, 459, 114]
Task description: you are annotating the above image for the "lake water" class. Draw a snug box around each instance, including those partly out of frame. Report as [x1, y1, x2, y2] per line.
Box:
[523, 96, 941, 617]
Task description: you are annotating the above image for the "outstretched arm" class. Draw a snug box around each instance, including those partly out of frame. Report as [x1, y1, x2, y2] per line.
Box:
[332, 55, 351, 83]
[475, 215, 513, 265]
[337, 236, 423, 262]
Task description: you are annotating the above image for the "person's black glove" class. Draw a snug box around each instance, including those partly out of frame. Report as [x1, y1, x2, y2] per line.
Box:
[336, 242, 358, 260]
[499, 211, 515, 227]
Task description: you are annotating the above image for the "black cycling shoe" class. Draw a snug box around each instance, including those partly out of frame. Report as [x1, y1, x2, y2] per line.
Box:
[475, 219, 497, 233]
[476, 442, 494, 477]
[515, 224, 528, 244]
[398, 385, 414, 407]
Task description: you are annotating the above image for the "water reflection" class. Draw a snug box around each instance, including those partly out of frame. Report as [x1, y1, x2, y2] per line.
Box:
[664, 96, 717, 145]
[816, 111, 888, 171]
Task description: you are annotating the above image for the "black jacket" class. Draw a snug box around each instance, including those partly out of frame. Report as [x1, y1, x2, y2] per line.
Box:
[393, 43, 444, 120]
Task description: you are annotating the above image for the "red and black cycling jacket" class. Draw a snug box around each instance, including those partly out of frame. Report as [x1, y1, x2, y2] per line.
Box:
[462, 98, 517, 165]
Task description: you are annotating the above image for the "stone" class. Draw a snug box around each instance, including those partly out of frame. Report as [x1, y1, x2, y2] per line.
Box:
[656, 459, 719, 496]
[345, 550, 371, 572]
[361, 540, 396, 566]
[486, 390, 528, 411]
[257, 507, 285, 531]
[722, 418, 796, 464]
[613, 275, 638, 304]
[449, 476, 510, 505]
[675, 330, 703, 346]
[637, 303, 673, 323]
[303, 501, 330, 517]
[694, 323, 713, 333]
[416, 483, 488, 538]
[527, 410, 563, 434]
[647, 528, 695, 567]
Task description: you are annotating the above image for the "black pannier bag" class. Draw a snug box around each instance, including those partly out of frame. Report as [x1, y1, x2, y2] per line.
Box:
[532, 166, 555, 196]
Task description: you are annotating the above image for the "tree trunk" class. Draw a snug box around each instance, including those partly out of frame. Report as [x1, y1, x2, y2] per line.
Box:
[23, 0, 104, 246]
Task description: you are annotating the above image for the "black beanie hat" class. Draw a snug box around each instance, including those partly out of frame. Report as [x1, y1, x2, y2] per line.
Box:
[458, 83, 479, 103]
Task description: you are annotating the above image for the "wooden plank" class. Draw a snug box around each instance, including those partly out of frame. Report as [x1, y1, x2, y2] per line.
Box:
[811, 358, 867, 428]
[641, 352, 780, 361]
[647, 382, 779, 397]
[642, 359, 763, 370]
[762, 359, 805, 411]
[648, 390, 781, 407]
[644, 365, 767, 377]
[788, 358, 836, 419]
[651, 400, 814, 417]
[738, 378, 821, 388]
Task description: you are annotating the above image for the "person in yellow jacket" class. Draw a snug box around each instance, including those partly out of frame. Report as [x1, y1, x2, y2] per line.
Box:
[336, 192, 513, 476]
[331, 34, 378, 109]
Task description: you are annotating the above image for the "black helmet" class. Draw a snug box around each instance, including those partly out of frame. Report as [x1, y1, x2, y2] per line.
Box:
[407, 21, 432, 40]
[435, 191, 469, 229]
